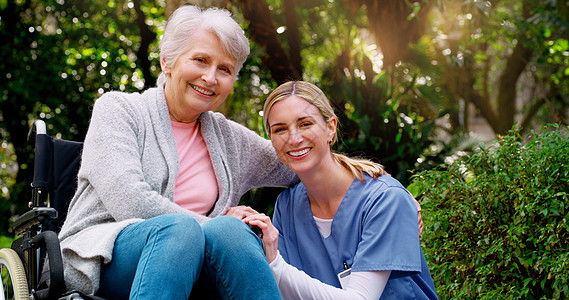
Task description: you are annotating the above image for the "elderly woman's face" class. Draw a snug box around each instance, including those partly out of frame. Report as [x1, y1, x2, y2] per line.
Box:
[163, 28, 237, 123]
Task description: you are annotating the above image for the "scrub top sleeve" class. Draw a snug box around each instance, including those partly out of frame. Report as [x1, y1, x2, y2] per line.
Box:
[273, 192, 289, 262]
[352, 186, 422, 277]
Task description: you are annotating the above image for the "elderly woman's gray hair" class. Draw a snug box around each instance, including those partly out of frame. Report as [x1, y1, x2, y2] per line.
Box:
[158, 5, 250, 86]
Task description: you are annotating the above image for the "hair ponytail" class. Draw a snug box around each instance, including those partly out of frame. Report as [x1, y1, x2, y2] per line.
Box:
[333, 153, 387, 182]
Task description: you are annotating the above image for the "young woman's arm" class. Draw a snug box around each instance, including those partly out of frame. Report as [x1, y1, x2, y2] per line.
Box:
[243, 214, 390, 299]
[270, 252, 390, 300]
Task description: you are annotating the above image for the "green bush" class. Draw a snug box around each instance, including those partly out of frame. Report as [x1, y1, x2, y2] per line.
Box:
[410, 124, 569, 299]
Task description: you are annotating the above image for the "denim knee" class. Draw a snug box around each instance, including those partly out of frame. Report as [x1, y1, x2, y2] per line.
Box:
[199, 217, 280, 299]
[202, 215, 263, 254]
[152, 214, 205, 258]
[202, 215, 243, 232]
[98, 214, 205, 300]
[159, 214, 202, 234]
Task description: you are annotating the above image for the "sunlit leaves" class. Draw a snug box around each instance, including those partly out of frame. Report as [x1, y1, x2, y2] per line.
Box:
[546, 38, 569, 85]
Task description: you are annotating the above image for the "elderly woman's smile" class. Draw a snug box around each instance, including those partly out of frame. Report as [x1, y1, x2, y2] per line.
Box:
[189, 83, 214, 96]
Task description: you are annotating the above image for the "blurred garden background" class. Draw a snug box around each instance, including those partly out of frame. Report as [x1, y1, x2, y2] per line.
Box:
[1, 0, 568, 298]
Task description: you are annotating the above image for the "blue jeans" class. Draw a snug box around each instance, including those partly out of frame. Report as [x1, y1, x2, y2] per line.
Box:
[97, 214, 281, 300]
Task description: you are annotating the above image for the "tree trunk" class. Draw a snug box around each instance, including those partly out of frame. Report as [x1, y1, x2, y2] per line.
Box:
[236, 0, 296, 84]
[494, 2, 533, 134]
[283, 0, 302, 77]
[133, 0, 157, 89]
[364, 0, 433, 67]
[495, 42, 533, 134]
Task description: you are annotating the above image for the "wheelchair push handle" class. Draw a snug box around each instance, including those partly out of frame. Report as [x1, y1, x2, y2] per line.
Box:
[27, 119, 47, 145]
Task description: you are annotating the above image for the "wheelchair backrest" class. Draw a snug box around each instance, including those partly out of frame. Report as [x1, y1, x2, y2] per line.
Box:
[31, 122, 83, 233]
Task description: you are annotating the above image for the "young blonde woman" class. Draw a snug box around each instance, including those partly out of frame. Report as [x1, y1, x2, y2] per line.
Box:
[244, 81, 438, 299]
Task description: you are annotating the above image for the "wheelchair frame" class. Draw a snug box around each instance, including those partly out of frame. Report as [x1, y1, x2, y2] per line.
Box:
[1, 120, 83, 300]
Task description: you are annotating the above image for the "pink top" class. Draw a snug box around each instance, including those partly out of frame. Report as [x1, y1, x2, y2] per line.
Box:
[171, 120, 218, 215]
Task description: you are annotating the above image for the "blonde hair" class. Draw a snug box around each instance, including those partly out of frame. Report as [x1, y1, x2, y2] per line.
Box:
[263, 81, 387, 182]
[157, 5, 250, 86]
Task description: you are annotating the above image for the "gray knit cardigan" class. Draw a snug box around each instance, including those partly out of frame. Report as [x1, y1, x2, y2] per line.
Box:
[57, 86, 297, 294]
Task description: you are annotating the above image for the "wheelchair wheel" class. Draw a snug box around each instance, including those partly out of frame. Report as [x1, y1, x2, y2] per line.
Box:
[0, 248, 29, 300]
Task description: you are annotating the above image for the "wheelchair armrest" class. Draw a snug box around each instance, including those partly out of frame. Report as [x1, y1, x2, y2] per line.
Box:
[12, 207, 58, 235]
[32, 231, 66, 300]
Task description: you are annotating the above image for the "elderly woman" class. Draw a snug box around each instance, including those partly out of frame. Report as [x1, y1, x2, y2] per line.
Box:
[58, 5, 296, 299]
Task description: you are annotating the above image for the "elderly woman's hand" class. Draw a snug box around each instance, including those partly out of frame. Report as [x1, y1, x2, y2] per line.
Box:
[225, 205, 259, 220]
[243, 214, 279, 263]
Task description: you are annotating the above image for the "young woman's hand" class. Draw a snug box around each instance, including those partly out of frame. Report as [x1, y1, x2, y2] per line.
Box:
[243, 213, 279, 263]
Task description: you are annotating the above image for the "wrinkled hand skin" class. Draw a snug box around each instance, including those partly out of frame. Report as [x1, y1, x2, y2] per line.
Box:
[225, 205, 259, 220]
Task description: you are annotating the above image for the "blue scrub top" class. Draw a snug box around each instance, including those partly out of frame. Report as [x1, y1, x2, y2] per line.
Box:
[273, 174, 438, 299]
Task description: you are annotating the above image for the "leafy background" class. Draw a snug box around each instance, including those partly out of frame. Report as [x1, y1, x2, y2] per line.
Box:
[1, 0, 568, 297]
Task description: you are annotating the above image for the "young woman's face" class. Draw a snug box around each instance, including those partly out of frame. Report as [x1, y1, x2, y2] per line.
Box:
[162, 28, 236, 123]
[267, 96, 336, 175]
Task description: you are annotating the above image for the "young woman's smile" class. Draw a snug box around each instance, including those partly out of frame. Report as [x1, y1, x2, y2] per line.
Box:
[287, 147, 311, 158]
[267, 96, 336, 174]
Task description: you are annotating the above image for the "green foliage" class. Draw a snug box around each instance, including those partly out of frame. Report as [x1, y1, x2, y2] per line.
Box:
[1, 0, 158, 138]
[0, 140, 17, 234]
[0, 0, 165, 235]
[226, 39, 277, 136]
[411, 124, 569, 299]
[331, 69, 439, 185]
[2, 0, 568, 236]
[0, 235, 14, 249]
[427, 0, 569, 134]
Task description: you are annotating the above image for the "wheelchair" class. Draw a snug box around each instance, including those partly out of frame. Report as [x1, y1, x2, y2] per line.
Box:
[1, 120, 89, 300]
